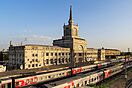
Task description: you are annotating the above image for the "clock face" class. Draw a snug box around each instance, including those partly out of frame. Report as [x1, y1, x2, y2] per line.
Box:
[78, 45, 83, 51]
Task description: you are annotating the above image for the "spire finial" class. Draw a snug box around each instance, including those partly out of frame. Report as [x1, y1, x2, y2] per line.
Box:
[68, 5, 73, 24]
[70, 5, 72, 20]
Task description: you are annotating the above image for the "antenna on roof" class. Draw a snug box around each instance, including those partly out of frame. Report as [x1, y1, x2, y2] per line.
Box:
[10, 41, 13, 47]
[21, 42, 23, 46]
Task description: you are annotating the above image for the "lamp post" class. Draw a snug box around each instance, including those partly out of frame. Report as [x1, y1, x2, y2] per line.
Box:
[125, 48, 130, 88]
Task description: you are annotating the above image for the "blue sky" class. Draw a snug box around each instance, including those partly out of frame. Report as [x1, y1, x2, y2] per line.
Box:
[0, 0, 132, 51]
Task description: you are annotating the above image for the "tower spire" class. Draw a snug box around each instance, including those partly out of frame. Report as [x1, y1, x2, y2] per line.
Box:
[68, 5, 74, 24]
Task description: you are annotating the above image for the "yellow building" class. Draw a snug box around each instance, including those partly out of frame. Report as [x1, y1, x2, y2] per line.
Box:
[9, 45, 70, 69]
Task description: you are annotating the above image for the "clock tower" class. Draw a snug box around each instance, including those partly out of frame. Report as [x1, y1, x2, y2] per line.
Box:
[63, 6, 78, 38]
[53, 6, 87, 51]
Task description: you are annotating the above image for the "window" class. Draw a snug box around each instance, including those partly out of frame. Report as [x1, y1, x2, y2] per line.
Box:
[36, 59, 38, 62]
[35, 54, 38, 57]
[55, 53, 57, 56]
[48, 76, 51, 78]
[32, 64, 34, 67]
[51, 59, 53, 64]
[79, 53, 82, 56]
[15, 82, 19, 87]
[66, 58, 68, 62]
[62, 58, 64, 63]
[51, 53, 53, 56]
[62, 53, 64, 55]
[85, 81, 87, 85]
[32, 54, 34, 57]
[59, 58, 61, 63]
[46, 53, 49, 56]
[32, 59, 34, 62]
[69, 58, 71, 62]
[46, 59, 49, 64]
[28, 65, 30, 68]
[36, 64, 38, 67]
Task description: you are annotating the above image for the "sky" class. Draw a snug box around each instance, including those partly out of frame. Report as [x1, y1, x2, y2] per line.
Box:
[0, 0, 132, 52]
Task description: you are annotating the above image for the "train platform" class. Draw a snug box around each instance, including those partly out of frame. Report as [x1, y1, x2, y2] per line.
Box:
[0, 64, 70, 78]
[0, 62, 94, 78]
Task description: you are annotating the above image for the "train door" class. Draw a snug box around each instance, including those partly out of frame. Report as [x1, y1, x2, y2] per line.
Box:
[2, 83, 12, 88]
[7, 83, 12, 88]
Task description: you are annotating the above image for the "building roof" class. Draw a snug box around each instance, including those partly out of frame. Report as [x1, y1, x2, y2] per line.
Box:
[9, 44, 70, 49]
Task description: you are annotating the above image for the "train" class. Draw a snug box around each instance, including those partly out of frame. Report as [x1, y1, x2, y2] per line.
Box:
[43, 65, 126, 88]
[0, 62, 112, 88]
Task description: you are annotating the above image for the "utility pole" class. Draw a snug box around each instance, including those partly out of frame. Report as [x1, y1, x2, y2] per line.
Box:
[125, 48, 130, 88]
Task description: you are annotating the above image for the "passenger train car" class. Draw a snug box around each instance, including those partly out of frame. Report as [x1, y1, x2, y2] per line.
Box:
[44, 65, 125, 88]
[0, 61, 120, 88]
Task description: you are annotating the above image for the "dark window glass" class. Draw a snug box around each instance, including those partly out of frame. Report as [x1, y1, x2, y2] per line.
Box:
[36, 54, 38, 57]
[59, 58, 61, 63]
[51, 59, 53, 64]
[32, 54, 34, 57]
[28, 65, 30, 67]
[46, 53, 49, 56]
[62, 58, 64, 63]
[46, 59, 49, 64]
[79, 53, 82, 56]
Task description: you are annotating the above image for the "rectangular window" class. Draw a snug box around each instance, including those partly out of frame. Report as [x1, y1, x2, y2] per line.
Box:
[36, 54, 38, 57]
[32, 54, 34, 57]
[51, 59, 53, 64]
[32, 64, 34, 67]
[55, 53, 57, 56]
[46, 53, 49, 56]
[46, 59, 49, 64]
[51, 53, 53, 56]
[79, 53, 82, 56]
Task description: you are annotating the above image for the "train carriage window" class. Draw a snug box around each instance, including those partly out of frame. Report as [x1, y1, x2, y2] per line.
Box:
[15, 82, 19, 86]
[92, 78, 93, 82]
[76, 83, 79, 87]
[94, 77, 96, 81]
[62, 73, 64, 75]
[40, 77, 43, 80]
[45, 76, 47, 79]
[48, 76, 51, 78]
[97, 76, 98, 80]
[2, 84, 5, 88]
[7, 83, 11, 88]
[85, 81, 87, 85]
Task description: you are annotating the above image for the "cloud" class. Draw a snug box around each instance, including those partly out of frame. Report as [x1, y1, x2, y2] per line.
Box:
[20, 34, 56, 45]
[27, 35, 53, 41]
